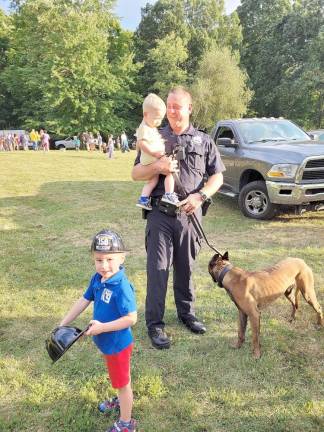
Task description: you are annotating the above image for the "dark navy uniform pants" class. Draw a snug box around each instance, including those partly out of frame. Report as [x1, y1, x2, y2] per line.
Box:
[145, 206, 202, 330]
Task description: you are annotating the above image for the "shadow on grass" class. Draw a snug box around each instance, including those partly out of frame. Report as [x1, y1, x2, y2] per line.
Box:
[1, 180, 324, 432]
[1, 315, 323, 432]
[0, 303, 323, 432]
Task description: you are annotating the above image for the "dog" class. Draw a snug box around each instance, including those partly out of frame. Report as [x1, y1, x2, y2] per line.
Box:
[208, 252, 323, 359]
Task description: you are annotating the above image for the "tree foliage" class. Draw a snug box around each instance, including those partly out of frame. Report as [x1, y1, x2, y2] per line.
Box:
[238, 0, 323, 127]
[0, 0, 322, 132]
[147, 32, 188, 98]
[191, 45, 252, 130]
[0, 10, 13, 127]
[273, 0, 324, 127]
[1, 0, 140, 134]
[134, 0, 242, 92]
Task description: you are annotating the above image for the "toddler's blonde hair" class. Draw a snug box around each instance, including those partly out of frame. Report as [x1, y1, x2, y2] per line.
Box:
[143, 93, 166, 114]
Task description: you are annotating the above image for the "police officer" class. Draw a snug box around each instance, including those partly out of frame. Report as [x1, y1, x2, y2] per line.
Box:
[132, 87, 225, 349]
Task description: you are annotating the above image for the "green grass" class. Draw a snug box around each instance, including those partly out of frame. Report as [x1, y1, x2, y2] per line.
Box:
[0, 151, 323, 432]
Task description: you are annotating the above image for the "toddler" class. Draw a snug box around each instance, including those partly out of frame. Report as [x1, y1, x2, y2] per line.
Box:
[136, 93, 178, 210]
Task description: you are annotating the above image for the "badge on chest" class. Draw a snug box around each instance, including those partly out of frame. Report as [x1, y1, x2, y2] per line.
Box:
[191, 135, 202, 146]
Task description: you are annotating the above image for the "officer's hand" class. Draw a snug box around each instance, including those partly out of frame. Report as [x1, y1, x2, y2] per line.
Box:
[85, 320, 104, 336]
[152, 150, 165, 158]
[181, 193, 203, 215]
[156, 156, 178, 175]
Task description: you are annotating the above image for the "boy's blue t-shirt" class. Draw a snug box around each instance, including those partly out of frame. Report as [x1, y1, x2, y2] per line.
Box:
[83, 267, 136, 355]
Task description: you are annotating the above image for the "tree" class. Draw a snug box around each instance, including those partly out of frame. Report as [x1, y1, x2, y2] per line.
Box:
[1, 0, 140, 133]
[238, 0, 323, 127]
[273, 0, 324, 127]
[190, 45, 252, 130]
[147, 32, 188, 98]
[0, 10, 13, 127]
[135, 0, 242, 91]
[237, 0, 292, 116]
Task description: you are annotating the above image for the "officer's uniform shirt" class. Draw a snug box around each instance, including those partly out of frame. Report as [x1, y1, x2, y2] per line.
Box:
[134, 123, 225, 198]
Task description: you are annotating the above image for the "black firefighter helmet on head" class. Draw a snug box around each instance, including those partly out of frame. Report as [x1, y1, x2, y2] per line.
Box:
[91, 229, 128, 254]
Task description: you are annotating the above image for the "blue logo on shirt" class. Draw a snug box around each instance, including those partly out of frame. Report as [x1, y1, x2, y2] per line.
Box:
[101, 288, 112, 304]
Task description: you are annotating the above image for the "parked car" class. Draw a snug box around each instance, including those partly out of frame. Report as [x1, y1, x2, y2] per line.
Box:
[211, 118, 324, 219]
[308, 129, 324, 142]
[54, 137, 77, 150]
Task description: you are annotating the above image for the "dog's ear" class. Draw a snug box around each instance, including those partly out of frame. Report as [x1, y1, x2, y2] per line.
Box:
[222, 251, 229, 260]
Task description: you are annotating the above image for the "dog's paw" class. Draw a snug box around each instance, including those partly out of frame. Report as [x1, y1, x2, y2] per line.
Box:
[231, 340, 244, 349]
[253, 350, 261, 359]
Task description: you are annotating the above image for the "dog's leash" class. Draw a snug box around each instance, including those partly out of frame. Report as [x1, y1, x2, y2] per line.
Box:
[189, 212, 223, 255]
[173, 172, 223, 256]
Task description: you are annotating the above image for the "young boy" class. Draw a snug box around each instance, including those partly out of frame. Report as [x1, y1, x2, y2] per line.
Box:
[136, 93, 178, 210]
[59, 229, 137, 432]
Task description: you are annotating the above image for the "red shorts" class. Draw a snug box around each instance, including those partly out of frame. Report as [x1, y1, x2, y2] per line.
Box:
[103, 343, 134, 389]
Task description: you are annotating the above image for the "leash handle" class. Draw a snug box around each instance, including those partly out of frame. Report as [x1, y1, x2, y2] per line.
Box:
[172, 171, 222, 255]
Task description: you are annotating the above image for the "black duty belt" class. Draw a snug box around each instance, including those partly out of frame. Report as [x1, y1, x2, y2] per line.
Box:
[151, 197, 162, 207]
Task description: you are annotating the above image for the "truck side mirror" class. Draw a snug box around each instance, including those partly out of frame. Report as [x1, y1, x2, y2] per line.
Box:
[308, 133, 318, 140]
[216, 137, 238, 148]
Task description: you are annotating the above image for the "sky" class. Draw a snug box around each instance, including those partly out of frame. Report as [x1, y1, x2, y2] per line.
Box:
[0, 1, 241, 30]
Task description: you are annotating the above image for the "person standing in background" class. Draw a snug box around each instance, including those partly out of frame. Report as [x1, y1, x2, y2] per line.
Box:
[97, 132, 103, 152]
[121, 131, 130, 153]
[40, 129, 50, 152]
[30, 129, 38, 151]
[107, 134, 114, 159]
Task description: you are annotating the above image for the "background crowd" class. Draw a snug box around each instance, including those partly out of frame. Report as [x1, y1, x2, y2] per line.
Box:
[80, 131, 131, 154]
[0, 128, 50, 152]
[0, 129, 132, 154]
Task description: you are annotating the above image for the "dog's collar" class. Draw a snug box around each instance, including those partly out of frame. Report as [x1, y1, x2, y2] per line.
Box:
[217, 265, 233, 288]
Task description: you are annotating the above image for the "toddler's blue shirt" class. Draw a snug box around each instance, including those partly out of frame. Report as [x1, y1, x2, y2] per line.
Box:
[83, 267, 136, 355]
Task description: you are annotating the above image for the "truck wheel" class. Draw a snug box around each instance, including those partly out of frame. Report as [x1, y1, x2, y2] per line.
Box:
[58, 144, 65, 150]
[239, 181, 277, 220]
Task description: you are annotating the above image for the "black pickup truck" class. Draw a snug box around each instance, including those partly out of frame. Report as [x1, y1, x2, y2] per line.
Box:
[211, 118, 324, 219]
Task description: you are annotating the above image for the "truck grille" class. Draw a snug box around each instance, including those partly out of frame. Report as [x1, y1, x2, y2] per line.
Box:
[302, 158, 324, 180]
[305, 159, 324, 168]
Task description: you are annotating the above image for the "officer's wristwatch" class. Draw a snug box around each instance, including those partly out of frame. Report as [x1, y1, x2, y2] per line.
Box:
[198, 190, 208, 202]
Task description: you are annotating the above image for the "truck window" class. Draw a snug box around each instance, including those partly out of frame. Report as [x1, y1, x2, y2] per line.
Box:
[217, 126, 235, 140]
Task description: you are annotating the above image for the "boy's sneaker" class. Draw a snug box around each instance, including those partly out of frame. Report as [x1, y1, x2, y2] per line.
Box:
[161, 192, 179, 205]
[136, 196, 152, 210]
[98, 396, 120, 414]
[107, 419, 137, 432]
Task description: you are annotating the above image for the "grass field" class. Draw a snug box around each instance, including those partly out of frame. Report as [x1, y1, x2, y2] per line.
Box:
[0, 151, 323, 432]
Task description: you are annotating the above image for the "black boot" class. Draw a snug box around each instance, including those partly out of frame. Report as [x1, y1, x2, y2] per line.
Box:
[179, 315, 206, 334]
[148, 327, 171, 349]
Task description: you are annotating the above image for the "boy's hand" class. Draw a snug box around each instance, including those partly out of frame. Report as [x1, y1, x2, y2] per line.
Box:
[85, 320, 104, 336]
